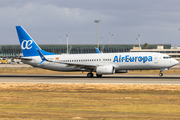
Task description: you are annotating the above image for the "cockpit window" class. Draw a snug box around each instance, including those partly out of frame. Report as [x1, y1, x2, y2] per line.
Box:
[163, 56, 171, 59]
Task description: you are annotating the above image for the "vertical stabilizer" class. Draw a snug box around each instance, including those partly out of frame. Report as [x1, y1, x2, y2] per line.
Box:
[16, 26, 55, 57]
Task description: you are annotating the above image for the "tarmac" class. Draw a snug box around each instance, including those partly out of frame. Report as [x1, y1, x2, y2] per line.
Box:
[0, 63, 180, 85]
[0, 74, 179, 85]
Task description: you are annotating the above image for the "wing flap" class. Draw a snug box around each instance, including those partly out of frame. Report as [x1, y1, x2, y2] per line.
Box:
[57, 61, 97, 68]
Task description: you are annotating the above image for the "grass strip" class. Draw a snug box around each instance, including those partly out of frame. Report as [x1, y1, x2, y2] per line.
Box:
[0, 83, 180, 119]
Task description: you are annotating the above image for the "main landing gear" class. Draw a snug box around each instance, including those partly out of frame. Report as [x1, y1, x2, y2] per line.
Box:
[87, 73, 103, 78]
[96, 74, 102, 78]
[87, 73, 94, 77]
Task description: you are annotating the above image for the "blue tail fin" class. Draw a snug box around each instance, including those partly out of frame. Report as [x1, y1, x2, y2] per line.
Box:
[16, 26, 56, 57]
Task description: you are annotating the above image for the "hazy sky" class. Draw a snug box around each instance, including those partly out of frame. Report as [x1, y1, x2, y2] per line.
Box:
[1, 0, 180, 46]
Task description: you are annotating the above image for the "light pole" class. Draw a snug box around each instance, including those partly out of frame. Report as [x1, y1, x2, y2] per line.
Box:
[100, 37, 102, 44]
[59, 36, 61, 44]
[138, 34, 140, 49]
[66, 34, 68, 54]
[94, 20, 101, 49]
[112, 34, 113, 44]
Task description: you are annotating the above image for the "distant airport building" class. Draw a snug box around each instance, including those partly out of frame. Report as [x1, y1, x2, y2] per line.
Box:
[130, 45, 180, 61]
[0, 44, 171, 57]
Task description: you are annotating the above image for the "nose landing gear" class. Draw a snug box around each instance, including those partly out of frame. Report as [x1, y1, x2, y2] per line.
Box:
[159, 68, 168, 77]
[159, 72, 163, 77]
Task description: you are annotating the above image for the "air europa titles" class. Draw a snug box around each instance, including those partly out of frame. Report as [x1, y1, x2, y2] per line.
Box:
[113, 55, 153, 63]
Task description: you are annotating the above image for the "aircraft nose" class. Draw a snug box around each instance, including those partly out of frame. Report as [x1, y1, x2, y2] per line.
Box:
[172, 59, 179, 65]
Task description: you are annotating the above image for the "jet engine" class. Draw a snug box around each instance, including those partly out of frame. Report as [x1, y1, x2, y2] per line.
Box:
[96, 66, 115, 74]
[115, 70, 129, 73]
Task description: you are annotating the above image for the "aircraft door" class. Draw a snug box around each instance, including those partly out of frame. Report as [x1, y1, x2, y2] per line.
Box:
[154, 55, 158, 64]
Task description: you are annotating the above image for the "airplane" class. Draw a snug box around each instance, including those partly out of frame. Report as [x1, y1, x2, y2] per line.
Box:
[16, 26, 179, 77]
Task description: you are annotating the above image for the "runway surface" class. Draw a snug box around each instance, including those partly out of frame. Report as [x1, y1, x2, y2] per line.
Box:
[0, 74, 180, 85]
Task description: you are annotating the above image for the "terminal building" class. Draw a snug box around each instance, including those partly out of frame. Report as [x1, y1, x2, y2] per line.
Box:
[0, 44, 171, 57]
[1, 43, 180, 62]
[130, 45, 180, 61]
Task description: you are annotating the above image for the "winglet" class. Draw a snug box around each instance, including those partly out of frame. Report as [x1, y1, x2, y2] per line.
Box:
[95, 47, 100, 53]
[37, 49, 48, 65]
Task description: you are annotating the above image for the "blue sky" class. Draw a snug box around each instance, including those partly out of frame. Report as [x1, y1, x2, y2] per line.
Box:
[1, 0, 180, 46]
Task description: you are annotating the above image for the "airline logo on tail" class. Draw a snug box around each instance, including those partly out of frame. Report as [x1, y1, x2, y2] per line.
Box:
[21, 40, 33, 50]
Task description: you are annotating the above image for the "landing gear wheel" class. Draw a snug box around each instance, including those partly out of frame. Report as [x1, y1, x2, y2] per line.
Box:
[159, 73, 163, 77]
[96, 74, 102, 78]
[87, 73, 94, 78]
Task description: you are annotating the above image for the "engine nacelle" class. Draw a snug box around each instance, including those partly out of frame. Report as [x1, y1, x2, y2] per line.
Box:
[115, 70, 129, 73]
[96, 66, 115, 74]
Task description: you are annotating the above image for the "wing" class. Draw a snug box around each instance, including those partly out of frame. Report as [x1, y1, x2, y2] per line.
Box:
[53, 61, 97, 69]
[95, 47, 100, 53]
[10, 57, 32, 61]
[16, 57, 32, 60]
[37, 49, 97, 69]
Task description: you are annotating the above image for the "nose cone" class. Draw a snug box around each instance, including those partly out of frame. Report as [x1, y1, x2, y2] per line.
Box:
[172, 59, 179, 66]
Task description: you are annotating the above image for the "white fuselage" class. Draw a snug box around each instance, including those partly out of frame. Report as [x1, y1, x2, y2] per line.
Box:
[22, 52, 178, 72]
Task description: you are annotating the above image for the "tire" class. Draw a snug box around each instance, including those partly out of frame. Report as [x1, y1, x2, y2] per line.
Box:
[96, 74, 102, 78]
[90, 73, 94, 77]
[159, 73, 163, 77]
[87, 73, 94, 77]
